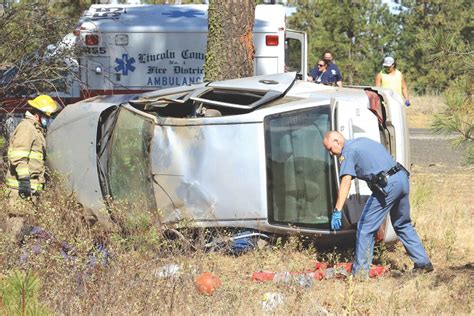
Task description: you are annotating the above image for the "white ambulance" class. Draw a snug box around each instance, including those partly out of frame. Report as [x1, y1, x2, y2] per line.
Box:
[76, 4, 307, 98]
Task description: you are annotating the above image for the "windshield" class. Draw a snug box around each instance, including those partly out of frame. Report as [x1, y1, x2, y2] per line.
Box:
[265, 105, 336, 228]
[108, 107, 156, 211]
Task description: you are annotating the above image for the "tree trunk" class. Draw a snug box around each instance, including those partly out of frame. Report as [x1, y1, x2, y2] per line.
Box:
[204, 0, 256, 81]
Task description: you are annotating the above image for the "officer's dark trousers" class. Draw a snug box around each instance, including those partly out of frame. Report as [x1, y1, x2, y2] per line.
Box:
[352, 171, 431, 276]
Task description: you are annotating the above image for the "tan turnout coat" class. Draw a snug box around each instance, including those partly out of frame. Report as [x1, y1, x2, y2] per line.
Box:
[5, 112, 46, 192]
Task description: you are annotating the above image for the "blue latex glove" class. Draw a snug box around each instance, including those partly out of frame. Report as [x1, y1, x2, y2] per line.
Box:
[405, 100, 411, 107]
[331, 209, 342, 230]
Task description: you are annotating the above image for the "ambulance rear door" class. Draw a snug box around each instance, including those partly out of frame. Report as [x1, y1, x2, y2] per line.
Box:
[285, 30, 307, 81]
[84, 56, 111, 92]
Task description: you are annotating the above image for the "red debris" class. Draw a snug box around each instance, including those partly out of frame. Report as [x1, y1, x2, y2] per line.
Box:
[369, 265, 387, 278]
[251, 271, 276, 282]
[313, 270, 325, 281]
[195, 272, 222, 295]
[252, 261, 388, 282]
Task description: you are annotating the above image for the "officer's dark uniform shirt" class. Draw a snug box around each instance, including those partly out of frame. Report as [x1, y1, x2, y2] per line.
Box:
[310, 68, 336, 85]
[327, 63, 342, 82]
[339, 137, 395, 182]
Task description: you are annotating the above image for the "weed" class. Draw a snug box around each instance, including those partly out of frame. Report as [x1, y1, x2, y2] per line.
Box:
[317, 247, 342, 265]
[411, 177, 432, 210]
[373, 242, 391, 266]
[344, 274, 355, 314]
[443, 228, 457, 263]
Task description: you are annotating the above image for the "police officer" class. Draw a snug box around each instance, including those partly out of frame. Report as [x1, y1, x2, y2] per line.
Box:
[3, 95, 60, 241]
[322, 131, 433, 276]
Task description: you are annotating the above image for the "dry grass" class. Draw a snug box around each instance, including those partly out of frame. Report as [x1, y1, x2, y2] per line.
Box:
[406, 94, 446, 129]
[0, 169, 473, 314]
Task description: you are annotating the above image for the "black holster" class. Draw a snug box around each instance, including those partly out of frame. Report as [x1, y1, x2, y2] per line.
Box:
[368, 172, 388, 197]
[368, 163, 410, 197]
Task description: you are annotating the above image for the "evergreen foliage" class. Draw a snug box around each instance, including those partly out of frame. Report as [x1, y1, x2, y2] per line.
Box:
[426, 20, 473, 164]
[0, 270, 51, 315]
[431, 78, 473, 164]
[398, 0, 472, 94]
[287, 0, 472, 162]
[288, 0, 399, 86]
[288, 0, 472, 90]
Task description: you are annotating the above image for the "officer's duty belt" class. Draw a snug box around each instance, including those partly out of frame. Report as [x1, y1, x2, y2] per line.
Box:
[386, 162, 410, 177]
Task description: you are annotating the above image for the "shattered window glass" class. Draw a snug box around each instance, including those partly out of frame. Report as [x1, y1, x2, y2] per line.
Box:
[265, 106, 336, 228]
[108, 108, 156, 211]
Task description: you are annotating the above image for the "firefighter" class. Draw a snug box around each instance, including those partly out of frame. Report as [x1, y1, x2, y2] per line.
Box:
[2, 95, 60, 240]
[322, 131, 433, 276]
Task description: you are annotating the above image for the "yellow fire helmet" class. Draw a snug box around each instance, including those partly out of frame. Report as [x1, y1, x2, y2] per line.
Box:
[27, 95, 61, 117]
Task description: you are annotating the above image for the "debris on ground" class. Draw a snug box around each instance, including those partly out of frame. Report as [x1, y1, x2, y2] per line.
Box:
[16, 226, 113, 275]
[154, 264, 181, 278]
[195, 272, 222, 295]
[261, 292, 284, 312]
[229, 231, 269, 255]
[204, 230, 269, 255]
[252, 261, 388, 284]
[86, 242, 111, 269]
[19, 226, 75, 263]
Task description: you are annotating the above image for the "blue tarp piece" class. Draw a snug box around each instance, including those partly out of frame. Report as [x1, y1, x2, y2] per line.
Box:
[19, 226, 76, 263]
[230, 230, 269, 255]
[18, 226, 111, 269]
[86, 242, 110, 268]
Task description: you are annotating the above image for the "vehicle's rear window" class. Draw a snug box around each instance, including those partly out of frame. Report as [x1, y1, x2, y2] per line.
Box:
[264, 105, 336, 228]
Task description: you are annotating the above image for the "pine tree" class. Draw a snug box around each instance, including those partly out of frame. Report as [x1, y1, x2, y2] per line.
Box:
[0, 270, 52, 315]
[397, 0, 472, 94]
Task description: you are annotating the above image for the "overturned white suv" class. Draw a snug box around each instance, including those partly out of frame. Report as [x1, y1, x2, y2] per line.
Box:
[46, 73, 409, 243]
